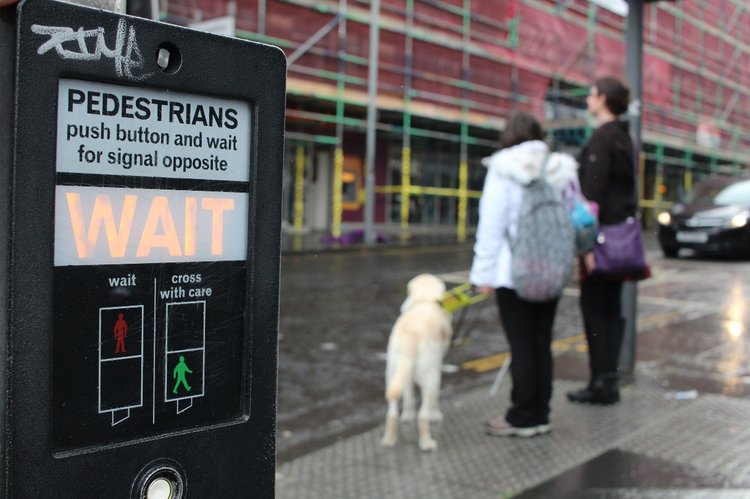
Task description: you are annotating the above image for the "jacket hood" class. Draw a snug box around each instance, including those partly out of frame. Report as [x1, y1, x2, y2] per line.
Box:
[481, 140, 579, 189]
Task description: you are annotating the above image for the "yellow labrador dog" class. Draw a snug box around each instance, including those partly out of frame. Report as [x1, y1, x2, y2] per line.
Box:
[381, 274, 453, 452]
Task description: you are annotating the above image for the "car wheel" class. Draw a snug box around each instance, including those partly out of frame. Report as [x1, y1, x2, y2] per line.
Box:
[662, 246, 679, 258]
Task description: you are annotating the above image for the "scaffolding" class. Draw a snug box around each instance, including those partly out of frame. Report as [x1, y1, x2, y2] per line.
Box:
[164, 0, 750, 236]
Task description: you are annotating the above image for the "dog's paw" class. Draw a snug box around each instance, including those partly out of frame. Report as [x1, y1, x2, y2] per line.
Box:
[400, 410, 416, 422]
[381, 433, 397, 447]
[419, 437, 438, 452]
[429, 410, 444, 422]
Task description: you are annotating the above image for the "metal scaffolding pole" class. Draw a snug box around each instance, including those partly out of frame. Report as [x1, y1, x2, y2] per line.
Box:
[294, 145, 305, 232]
[257, 0, 266, 36]
[332, 0, 347, 238]
[364, 0, 381, 245]
[400, 0, 414, 231]
[457, 0, 471, 242]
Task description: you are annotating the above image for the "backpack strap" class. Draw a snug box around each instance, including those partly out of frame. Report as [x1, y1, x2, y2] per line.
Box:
[539, 153, 551, 179]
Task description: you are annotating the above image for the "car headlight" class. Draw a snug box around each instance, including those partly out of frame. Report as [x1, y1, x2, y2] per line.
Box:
[657, 212, 671, 225]
[730, 213, 748, 228]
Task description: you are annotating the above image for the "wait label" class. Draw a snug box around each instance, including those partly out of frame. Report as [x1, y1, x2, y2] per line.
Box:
[54, 185, 249, 266]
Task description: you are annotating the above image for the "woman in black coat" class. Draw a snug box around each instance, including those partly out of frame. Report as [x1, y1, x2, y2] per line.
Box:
[567, 77, 636, 405]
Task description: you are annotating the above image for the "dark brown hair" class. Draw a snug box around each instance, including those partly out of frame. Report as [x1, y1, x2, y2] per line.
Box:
[500, 111, 544, 149]
[594, 77, 630, 116]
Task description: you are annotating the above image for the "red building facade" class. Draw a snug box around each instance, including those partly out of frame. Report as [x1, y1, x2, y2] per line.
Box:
[165, 0, 750, 239]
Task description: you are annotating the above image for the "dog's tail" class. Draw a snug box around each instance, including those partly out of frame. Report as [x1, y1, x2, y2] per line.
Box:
[385, 356, 413, 401]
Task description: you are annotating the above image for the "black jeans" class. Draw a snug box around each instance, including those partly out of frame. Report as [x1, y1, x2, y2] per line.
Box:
[579, 278, 624, 377]
[495, 287, 559, 427]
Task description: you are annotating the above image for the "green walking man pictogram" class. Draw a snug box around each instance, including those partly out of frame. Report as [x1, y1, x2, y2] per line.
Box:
[172, 355, 193, 394]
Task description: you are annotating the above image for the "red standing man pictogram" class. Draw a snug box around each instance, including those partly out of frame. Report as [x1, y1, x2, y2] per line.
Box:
[114, 312, 128, 354]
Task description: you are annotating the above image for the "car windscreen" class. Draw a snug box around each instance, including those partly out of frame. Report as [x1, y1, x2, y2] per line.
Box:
[685, 179, 750, 206]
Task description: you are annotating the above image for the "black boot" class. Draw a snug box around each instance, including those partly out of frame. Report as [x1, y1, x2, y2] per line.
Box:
[566, 383, 596, 403]
[591, 372, 620, 405]
[567, 373, 620, 405]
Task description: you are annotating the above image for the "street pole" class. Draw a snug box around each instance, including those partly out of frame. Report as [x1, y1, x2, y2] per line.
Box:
[621, 0, 644, 380]
[364, 0, 380, 245]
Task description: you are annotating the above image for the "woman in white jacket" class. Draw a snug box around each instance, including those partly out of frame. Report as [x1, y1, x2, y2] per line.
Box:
[470, 112, 579, 437]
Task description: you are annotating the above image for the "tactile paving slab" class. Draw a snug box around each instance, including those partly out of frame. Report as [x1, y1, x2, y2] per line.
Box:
[276, 380, 748, 498]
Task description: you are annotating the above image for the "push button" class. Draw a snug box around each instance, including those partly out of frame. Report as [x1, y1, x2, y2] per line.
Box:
[146, 477, 174, 499]
[134, 461, 184, 499]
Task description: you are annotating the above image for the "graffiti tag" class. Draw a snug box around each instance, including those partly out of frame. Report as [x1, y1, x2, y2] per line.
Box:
[31, 19, 152, 81]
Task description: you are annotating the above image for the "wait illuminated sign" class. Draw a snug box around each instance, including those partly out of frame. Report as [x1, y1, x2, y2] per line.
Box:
[55, 186, 248, 265]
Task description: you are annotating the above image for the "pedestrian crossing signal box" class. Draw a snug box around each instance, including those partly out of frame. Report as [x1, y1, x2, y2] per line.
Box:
[0, 0, 285, 497]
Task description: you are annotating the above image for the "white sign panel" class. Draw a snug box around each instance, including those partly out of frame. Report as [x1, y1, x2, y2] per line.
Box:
[56, 79, 251, 182]
[55, 186, 249, 266]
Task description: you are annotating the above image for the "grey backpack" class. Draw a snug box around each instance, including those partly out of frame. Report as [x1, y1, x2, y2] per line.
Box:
[508, 158, 575, 302]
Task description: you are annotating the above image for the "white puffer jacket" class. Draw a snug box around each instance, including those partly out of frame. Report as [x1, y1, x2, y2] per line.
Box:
[469, 140, 579, 290]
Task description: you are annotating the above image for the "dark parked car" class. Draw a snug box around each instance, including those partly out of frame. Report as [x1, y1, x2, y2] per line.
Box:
[658, 176, 750, 257]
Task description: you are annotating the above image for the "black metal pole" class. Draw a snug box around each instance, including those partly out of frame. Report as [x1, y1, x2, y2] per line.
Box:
[620, 0, 644, 380]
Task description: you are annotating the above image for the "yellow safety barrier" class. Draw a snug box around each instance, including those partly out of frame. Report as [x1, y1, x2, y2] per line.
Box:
[376, 184, 482, 198]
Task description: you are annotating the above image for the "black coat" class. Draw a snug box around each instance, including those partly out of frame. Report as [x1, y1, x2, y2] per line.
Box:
[577, 120, 637, 225]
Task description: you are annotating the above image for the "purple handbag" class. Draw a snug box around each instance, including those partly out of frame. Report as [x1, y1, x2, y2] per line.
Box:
[592, 217, 646, 276]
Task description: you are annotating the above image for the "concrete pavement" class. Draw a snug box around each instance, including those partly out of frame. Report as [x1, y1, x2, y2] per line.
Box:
[276, 228, 750, 497]
[276, 313, 750, 499]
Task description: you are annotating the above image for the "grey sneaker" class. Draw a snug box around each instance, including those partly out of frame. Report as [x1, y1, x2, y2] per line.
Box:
[534, 423, 552, 435]
[484, 418, 538, 438]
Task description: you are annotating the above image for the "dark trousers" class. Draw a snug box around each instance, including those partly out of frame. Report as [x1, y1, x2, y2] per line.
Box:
[495, 287, 559, 427]
[579, 278, 624, 377]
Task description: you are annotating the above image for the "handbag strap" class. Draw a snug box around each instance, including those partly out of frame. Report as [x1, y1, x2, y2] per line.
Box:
[562, 178, 581, 207]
